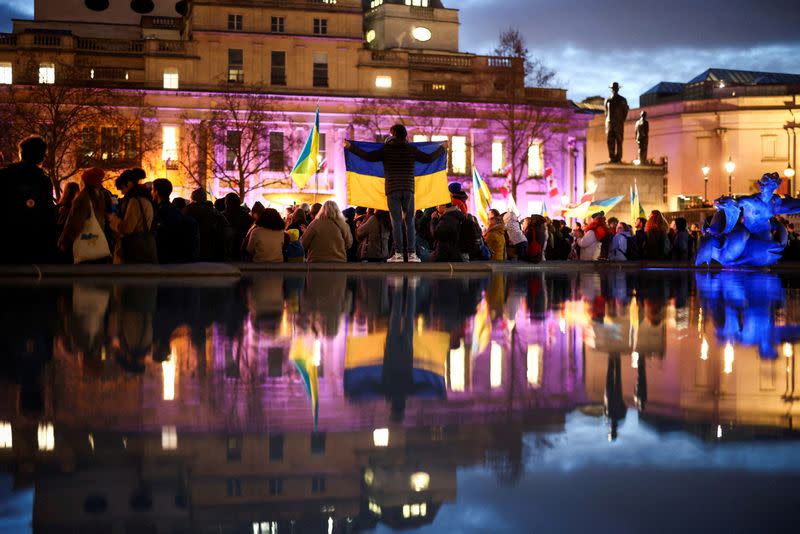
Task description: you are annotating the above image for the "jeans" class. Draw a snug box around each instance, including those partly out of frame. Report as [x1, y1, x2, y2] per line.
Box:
[387, 191, 415, 253]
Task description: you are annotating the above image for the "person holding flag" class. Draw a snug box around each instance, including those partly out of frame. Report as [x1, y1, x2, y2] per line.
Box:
[345, 124, 447, 263]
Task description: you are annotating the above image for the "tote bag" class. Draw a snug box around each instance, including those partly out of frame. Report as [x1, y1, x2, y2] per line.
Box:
[73, 200, 110, 264]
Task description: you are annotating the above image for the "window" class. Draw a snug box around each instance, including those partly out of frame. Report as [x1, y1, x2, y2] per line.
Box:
[268, 478, 283, 495]
[100, 127, 120, 162]
[269, 132, 285, 171]
[81, 127, 97, 164]
[0, 62, 11, 84]
[451, 135, 467, 175]
[370, 0, 384, 8]
[366, 29, 376, 43]
[122, 129, 139, 162]
[161, 426, 178, 450]
[0, 422, 11, 448]
[227, 14, 243, 31]
[375, 75, 392, 89]
[412, 134, 428, 143]
[313, 52, 328, 88]
[163, 68, 179, 89]
[313, 18, 328, 35]
[269, 434, 284, 460]
[162, 126, 178, 162]
[318, 133, 326, 168]
[311, 432, 326, 455]
[228, 49, 244, 84]
[405, 0, 429, 6]
[226, 478, 242, 497]
[271, 16, 285, 33]
[38, 63, 55, 84]
[491, 139, 504, 174]
[312, 476, 326, 493]
[225, 130, 241, 171]
[402, 503, 428, 518]
[226, 435, 242, 462]
[271, 51, 286, 86]
[528, 141, 543, 177]
[37, 422, 54, 451]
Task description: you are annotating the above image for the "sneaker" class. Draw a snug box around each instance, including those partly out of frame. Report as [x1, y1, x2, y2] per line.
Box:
[387, 252, 405, 263]
[407, 252, 422, 263]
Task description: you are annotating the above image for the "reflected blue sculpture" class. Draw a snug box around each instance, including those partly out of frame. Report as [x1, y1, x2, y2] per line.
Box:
[695, 173, 800, 266]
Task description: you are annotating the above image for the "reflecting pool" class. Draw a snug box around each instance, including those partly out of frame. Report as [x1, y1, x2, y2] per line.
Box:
[1, 270, 800, 533]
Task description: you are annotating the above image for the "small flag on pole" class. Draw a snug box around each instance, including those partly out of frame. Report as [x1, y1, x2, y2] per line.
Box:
[472, 168, 493, 226]
[290, 107, 320, 189]
[547, 175, 559, 198]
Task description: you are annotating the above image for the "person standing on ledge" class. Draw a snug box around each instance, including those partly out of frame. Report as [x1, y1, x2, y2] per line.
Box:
[345, 124, 447, 263]
[605, 82, 630, 163]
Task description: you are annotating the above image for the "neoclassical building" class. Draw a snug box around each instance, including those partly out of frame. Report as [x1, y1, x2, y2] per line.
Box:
[0, 0, 593, 212]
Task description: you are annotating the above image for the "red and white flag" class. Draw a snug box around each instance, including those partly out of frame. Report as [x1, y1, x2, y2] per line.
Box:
[547, 176, 559, 198]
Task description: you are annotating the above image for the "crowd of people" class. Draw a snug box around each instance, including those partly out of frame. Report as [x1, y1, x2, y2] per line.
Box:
[3, 134, 800, 265]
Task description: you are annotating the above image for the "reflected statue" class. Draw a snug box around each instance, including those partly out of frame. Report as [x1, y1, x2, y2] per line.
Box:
[635, 110, 649, 163]
[696, 173, 800, 266]
[605, 82, 630, 163]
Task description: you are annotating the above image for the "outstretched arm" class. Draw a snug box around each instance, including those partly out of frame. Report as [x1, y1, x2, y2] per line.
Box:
[775, 195, 800, 216]
[412, 142, 447, 163]
[346, 141, 385, 162]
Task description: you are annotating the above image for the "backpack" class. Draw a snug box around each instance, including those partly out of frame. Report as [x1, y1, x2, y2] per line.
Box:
[623, 235, 641, 260]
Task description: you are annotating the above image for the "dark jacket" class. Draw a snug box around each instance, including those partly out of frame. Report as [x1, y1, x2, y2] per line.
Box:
[223, 206, 252, 261]
[154, 201, 200, 263]
[183, 201, 229, 261]
[0, 162, 56, 263]
[356, 215, 391, 261]
[348, 139, 445, 195]
[430, 208, 465, 262]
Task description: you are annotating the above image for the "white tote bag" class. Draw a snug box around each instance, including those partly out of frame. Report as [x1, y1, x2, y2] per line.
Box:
[72, 200, 110, 264]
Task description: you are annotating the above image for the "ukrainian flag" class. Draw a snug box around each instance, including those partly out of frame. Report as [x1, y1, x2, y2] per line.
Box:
[345, 141, 450, 210]
[290, 335, 319, 429]
[472, 168, 492, 226]
[290, 107, 320, 189]
[630, 182, 644, 223]
[564, 195, 625, 219]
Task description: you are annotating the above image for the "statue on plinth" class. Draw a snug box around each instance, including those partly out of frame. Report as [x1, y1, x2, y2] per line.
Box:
[696, 172, 800, 267]
[635, 111, 649, 164]
[605, 82, 629, 163]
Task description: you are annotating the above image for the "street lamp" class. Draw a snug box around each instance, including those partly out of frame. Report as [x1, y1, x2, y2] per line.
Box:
[701, 164, 710, 203]
[784, 163, 795, 197]
[724, 157, 735, 195]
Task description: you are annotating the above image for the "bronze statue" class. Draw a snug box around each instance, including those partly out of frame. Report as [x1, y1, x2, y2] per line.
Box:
[635, 110, 649, 163]
[605, 82, 629, 163]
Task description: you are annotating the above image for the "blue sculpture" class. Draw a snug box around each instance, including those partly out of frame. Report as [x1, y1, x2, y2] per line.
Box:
[695, 173, 800, 267]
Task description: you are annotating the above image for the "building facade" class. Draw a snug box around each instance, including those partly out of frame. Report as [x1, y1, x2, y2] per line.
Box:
[586, 68, 800, 213]
[0, 0, 593, 213]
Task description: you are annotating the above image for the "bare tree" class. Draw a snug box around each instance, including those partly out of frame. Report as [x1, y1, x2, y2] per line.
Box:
[180, 88, 298, 200]
[0, 60, 155, 197]
[489, 29, 570, 198]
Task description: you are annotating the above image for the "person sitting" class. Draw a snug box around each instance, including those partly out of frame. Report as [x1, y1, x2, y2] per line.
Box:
[503, 211, 527, 260]
[301, 200, 353, 263]
[430, 203, 465, 262]
[483, 210, 507, 261]
[356, 209, 392, 262]
[58, 168, 111, 264]
[151, 178, 199, 263]
[246, 207, 286, 263]
[284, 229, 305, 262]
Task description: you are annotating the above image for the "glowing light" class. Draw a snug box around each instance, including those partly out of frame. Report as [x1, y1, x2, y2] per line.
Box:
[162, 425, 178, 450]
[162, 125, 179, 161]
[38, 63, 55, 84]
[365, 29, 376, 43]
[785, 165, 796, 179]
[373, 428, 389, 447]
[328, 516, 333, 534]
[409, 472, 430, 491]
[724, 157, 736, 175]
[0, 422, 11, 449]
[448, 340, 465, 392]
[88, 433, 94, 451]
[783, 343, 793, 358]
[526, 344, 542, 387]
[313, 339, 322, 367]
[491, 140, 504, 174]
[0, 62, 11, 84]
[717, 425, 723, 439]
[490, 341, 503, 389]
[162, 357, 176, 401]
[364, 468, 374, 486]
[411, 26, 432, 42]
[631, 351, 639, 369]
[38, 422, 54, 451]
[700, 338, 709, 361]
[163, 68, 179, 89]
[558, 318, 567, 334]
[723, 342, 734, 374]
[632, 159, 641, 166]
[375, 75, 392, 89]
[368, 499, 382, 516]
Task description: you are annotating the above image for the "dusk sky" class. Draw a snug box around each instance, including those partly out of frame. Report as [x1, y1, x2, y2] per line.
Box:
[2, 0, 799, 104]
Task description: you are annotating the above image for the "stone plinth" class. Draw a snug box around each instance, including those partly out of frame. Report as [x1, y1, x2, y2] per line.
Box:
[590, 163, 668, 221]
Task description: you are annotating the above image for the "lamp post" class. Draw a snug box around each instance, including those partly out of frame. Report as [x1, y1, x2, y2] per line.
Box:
[701, 164, 710, 204]
[724, 157, 735, 196]
[785, 164, 796, 197]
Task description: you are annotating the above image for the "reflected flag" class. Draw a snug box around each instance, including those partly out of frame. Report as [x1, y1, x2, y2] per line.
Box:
[290, 107, 320, 189]
[472, 167, 493, 226]
[470, 299, 492, 356]
[290, 335, 319, 429]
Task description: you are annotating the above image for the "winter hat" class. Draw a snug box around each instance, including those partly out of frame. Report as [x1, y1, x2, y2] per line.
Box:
[448, 182, 468, 201]
[81, 167, 105, 188]
[591, 211, 605, 219]
[342, 207, 356, 220]
[286, 229, 300, 242]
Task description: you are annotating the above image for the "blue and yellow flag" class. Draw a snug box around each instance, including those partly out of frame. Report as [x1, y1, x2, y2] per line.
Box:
[472, 168, 492, 226]
[563, 195, 625, 219]
[290, 107, 320, 189]
[345, 141, 450, 210]
[630, 182, 644, 223]
[290, 335, 319, 429]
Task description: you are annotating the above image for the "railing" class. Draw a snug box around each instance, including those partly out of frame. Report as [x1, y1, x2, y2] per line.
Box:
[487, 57, 513, 68]
[140, 16, 182, 30]
[409, 6, 435, 19]
[525, 87, 568, 102]
[409, 53, 472, 69]
[370, 50, 402, 62]
[77, 38, 144, 53]
[33, 34, 61, 47]
[0, 33, 16, 46]
[88, 67, 132, 81]
[156, 40, 186, 53]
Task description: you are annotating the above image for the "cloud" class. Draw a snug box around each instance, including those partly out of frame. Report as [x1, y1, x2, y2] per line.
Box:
[0, 0, 33, 32]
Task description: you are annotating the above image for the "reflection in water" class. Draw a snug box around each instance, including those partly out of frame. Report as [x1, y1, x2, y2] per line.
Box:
[0, 271, 799, 531]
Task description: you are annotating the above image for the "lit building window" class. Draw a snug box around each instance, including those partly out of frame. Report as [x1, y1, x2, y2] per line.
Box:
[161, 126, 178, 162]
[162, 425, 178, 450]
[0, 62, 11, 84]
[528, 141, 543, 177]
[526, 344, 542, 387]
[228, 48, 244, 84]
[253, 522, 278, 534]
[162, 357, 176, 401]
[412, 134, 428, 143]
[163, 68, 179, 89]
[373, 428, 389, 447]
[368, 499, 382, 516]
[402, 502, 428, 518]
[448, 339, 465, 392]
[491, 139, 505, 174]
[375, 75, 392, 89]
[370, 0, 383, 8]
[38, 63, 55, 84]
[451, 135, 467, 175]
[724, 342, 734, 374]
[409, 472, 430, 491]
[38, 422, 54, 451]
[0, 422, 11, 448]
[405, 0, 429, 6]
[490, 341, 502, 389]
[365, 29, 376, 43]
